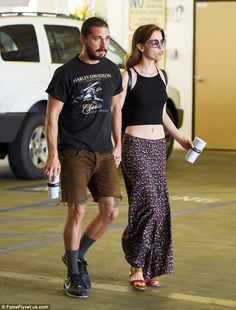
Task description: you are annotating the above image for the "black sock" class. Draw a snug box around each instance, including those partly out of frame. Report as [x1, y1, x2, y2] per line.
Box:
[78, 233, 96, 259]
[66, 249, 79, 276]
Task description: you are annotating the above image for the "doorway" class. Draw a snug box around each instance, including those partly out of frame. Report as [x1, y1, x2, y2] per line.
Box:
[194, 1, 236, 149]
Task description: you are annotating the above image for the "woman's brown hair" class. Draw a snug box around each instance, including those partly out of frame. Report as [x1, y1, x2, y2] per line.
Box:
[126, 24, 165, 68]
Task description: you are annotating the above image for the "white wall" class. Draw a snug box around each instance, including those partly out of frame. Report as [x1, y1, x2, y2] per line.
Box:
[94, 0, 107, 18]
[0, 0, 36, 11]
[107, 0, 128, 48]
[165, 0, 194, 143]
[0, 0, 68, 13]
[36, 0, 68, 14]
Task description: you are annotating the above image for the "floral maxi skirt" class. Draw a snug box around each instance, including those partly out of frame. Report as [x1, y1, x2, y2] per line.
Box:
[121, 134, 173, 279]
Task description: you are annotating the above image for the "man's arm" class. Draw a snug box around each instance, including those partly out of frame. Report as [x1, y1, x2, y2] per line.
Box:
[111, 92, 122, 167]
[44, 95, 64, 181]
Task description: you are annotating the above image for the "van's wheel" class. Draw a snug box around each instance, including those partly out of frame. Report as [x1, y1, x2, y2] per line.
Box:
[165, 106, 175, 159]
[8, 114, 47, 179]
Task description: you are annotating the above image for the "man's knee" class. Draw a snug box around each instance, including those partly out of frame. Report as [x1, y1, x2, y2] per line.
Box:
[111, 207, 119, 221]
[101, 197, 119, 208]
[100, 197, 120, 222]
[104, 208, 119, 223]
[68, 201, 86, 223]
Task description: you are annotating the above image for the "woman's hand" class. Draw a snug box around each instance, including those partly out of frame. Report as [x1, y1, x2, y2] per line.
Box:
[178, 137, 194, 151]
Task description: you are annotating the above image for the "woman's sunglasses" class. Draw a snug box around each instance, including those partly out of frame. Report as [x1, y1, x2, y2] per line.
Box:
[147, 38, 166, 48]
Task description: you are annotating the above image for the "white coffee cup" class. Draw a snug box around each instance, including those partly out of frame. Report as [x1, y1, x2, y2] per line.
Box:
[47, 174, 60, 199]
[185, 137, 207, 164]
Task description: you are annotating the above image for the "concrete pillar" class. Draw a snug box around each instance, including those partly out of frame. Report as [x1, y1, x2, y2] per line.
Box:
[94, 0, 107, 19]
[94, 0, 128, 49]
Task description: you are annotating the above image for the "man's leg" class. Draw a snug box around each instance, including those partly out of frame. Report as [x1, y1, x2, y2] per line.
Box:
[64, 202, 86, 273]
[79, 196, 119, 256]
[78, 233, 96, 259]
[72, 197, 119, 288]
[85, 197, 119, 240]
[63, 202, 88, 298]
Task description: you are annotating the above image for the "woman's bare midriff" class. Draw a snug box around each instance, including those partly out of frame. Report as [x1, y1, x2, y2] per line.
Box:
[125, 125, 165, 140]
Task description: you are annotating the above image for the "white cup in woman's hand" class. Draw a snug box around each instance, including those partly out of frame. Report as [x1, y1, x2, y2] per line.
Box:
[185, 137, 207, 164]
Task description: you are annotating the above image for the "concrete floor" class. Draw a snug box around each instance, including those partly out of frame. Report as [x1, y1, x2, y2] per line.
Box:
[0, 150, 236, 310]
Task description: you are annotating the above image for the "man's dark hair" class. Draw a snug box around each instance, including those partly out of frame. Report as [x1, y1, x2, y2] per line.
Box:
[81, 17, 109, 38]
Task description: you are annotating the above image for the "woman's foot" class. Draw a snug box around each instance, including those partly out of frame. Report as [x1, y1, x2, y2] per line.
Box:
[145, 278, 161, 287]
[129, 267, 146, 290]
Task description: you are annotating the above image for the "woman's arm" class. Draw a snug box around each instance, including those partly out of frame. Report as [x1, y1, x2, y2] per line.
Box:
[163, 103, 193, 150]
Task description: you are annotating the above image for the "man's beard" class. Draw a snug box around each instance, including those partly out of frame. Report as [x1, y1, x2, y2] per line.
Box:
[86, 45, 107, 60]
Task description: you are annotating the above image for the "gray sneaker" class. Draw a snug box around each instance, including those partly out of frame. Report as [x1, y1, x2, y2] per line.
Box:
[62, 255, 91, 289]
[63, 274, 88, 299]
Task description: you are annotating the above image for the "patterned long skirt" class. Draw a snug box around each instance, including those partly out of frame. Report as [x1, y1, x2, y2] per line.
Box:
[121, 134, 173, 279]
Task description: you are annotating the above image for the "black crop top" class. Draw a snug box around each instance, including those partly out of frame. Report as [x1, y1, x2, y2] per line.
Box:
[122, 68, 168, 129]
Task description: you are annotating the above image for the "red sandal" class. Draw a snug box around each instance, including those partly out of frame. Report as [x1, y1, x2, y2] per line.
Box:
[145, 278, 161, 287]
[129, 267, 147, 291]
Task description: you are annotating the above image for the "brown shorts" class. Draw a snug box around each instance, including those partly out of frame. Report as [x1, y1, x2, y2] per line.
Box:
[59, 149, 121, 203]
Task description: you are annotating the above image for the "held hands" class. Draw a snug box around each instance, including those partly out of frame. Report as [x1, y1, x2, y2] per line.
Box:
[113, 145, 121, 167]
[44, 155, 61, 182]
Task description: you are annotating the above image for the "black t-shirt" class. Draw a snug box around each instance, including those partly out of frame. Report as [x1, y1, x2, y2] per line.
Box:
[46, 56, 122, 152]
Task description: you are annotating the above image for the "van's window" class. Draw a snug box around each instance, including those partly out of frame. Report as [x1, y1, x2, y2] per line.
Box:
[107, 38, 126, 69]
[0, 24, 39, 62]
[45, 25, 81, 63]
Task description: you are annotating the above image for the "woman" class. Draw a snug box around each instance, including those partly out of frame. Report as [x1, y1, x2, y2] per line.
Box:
[120, 24, 193, 290]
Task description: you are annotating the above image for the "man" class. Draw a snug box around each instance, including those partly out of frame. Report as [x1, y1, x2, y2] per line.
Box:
[44, 17, 122, 299]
